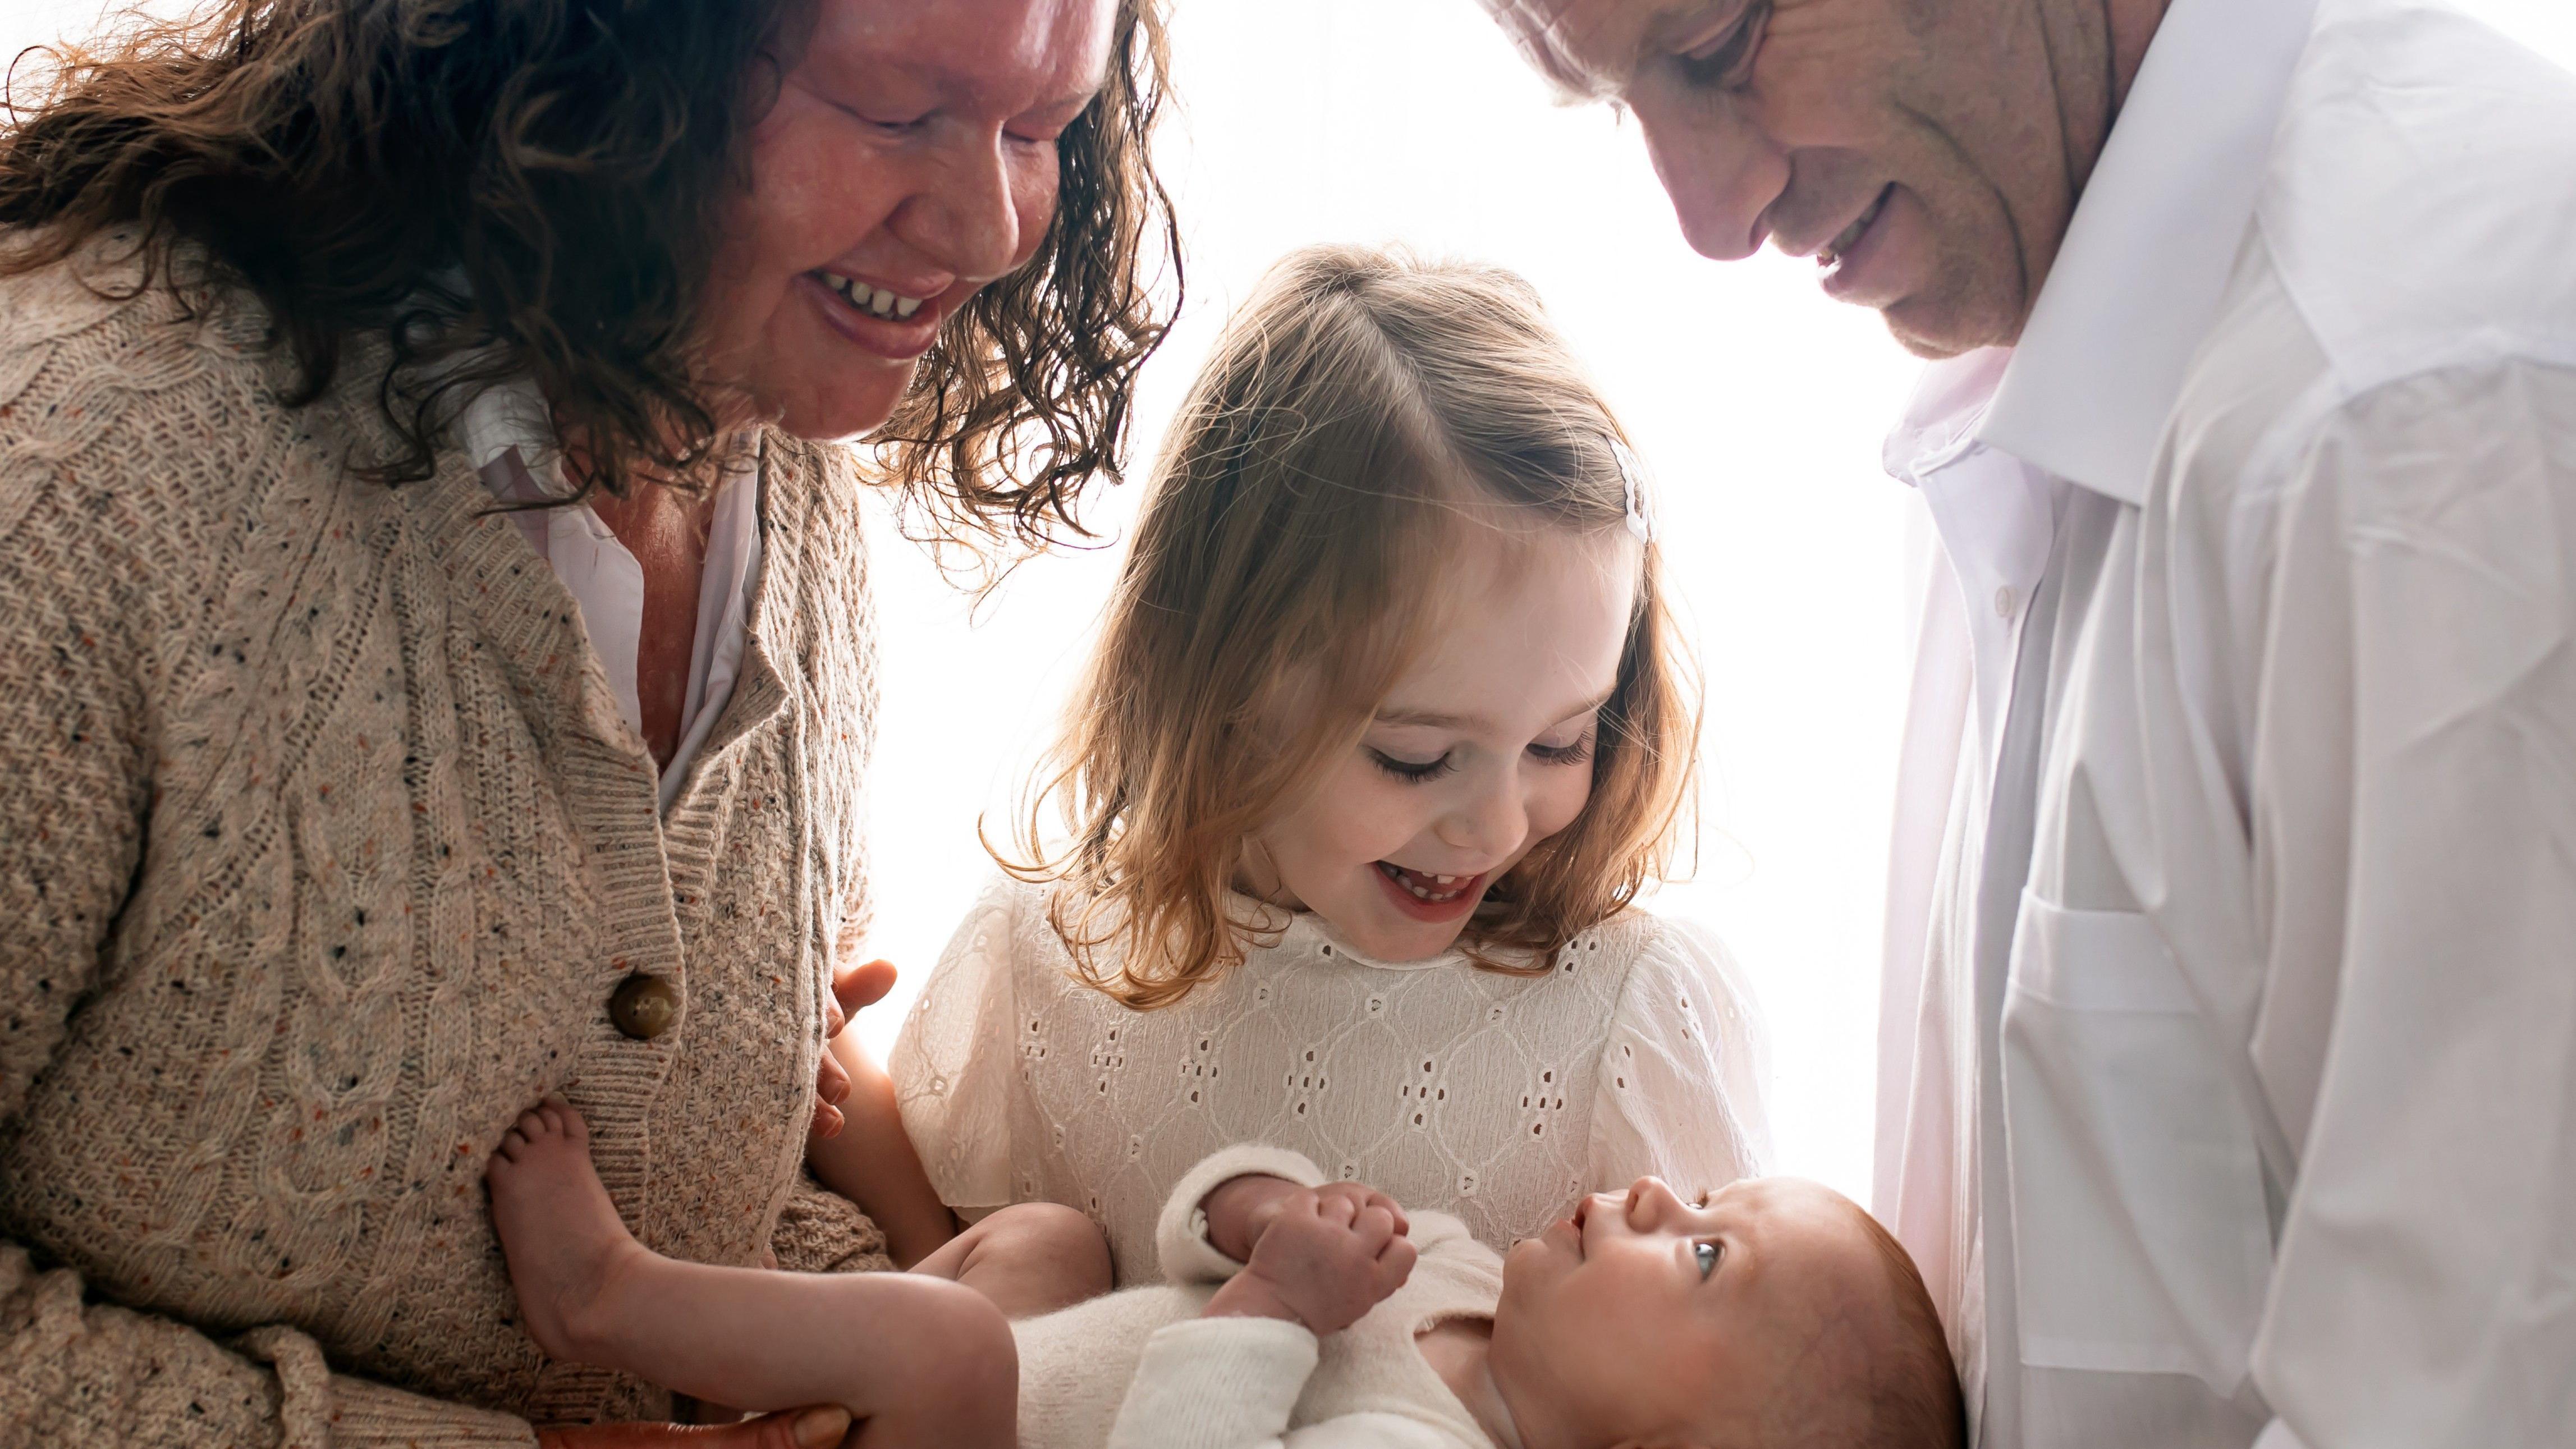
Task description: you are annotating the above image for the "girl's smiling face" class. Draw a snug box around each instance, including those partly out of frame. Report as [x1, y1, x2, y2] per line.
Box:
[1243, 524, 1641, 961]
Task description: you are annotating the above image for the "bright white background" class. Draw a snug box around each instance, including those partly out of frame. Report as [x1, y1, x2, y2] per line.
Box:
[850, 0, 2576, 1204]
[7, 0, 2573, 1202]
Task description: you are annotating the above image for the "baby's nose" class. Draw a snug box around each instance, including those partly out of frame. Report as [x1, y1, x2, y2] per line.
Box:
[1624, 1176, 1688, 1226]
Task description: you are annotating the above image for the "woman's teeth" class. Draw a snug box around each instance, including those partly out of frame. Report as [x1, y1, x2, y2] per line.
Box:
[1377, 861, 1473, 902]
[818, 271, 926, 320]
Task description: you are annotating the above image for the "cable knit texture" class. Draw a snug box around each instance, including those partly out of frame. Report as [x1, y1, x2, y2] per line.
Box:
[893, 876, 1774, 1286]
[0, 241, 890, 1446]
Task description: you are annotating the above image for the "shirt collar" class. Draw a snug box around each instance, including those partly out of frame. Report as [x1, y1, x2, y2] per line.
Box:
[1974, 0, 2319, 507]
[457, 374, 565, 501]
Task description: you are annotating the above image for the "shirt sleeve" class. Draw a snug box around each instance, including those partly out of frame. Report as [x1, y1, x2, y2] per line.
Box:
[2231, 360, 2576, 1449]
[0, 423, 534, 1447]
[1585, 917, 1775, 1204]
[888, 875, 1031, 1216]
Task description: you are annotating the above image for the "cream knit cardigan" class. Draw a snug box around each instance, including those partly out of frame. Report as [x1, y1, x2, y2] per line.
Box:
[0, 245, 890, 1446]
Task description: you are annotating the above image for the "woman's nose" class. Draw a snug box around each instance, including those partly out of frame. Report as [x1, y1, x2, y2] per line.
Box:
[907, 133, 1040, 284]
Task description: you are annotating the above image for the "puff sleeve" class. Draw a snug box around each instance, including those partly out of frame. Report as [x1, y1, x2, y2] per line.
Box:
[888, 875, 1032, 1217]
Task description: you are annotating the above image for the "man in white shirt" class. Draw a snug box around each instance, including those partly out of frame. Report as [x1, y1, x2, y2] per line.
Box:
[1479, 1, 2576, 1446]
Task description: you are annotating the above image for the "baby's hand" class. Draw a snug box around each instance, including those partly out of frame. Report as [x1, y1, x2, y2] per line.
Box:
[1203, 1175, 1410, 1263]
[1204, 1187, 1417, 1336]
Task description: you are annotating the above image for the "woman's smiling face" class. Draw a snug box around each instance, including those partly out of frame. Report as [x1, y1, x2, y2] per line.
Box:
[699, 0, 1118, 439]
[1244, 524, 1640, 962]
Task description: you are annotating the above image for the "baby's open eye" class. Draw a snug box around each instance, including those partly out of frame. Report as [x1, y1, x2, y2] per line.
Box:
[1695, 1240, 1722, 1278]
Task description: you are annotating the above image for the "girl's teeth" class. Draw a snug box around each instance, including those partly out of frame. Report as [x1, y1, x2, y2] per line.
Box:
[1379, 862, 1470, 901]
[817, 272, 929, 322]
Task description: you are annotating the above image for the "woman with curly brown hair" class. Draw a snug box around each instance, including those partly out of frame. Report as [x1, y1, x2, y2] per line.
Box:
[0, 0, 1176, 1445]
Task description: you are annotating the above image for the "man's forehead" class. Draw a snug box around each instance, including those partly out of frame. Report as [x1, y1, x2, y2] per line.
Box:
[1484, 0, 1704, 97]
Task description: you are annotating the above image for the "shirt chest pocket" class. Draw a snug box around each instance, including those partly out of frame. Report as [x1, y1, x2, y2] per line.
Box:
[2001, 891, 2274, 1391]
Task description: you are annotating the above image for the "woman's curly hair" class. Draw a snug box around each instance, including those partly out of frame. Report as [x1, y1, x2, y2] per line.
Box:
[0, 0, 1180, 540]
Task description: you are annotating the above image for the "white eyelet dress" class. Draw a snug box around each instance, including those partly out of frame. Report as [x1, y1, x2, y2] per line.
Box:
[890, 876, 1773, 1285]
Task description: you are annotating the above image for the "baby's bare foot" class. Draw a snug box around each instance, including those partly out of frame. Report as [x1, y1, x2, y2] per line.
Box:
[484, 1098, 645, 1364]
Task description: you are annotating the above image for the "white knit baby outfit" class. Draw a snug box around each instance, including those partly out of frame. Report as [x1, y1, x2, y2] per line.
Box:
[892, 877, 1771, 1285]
[1012, 1143, 1505, 1449]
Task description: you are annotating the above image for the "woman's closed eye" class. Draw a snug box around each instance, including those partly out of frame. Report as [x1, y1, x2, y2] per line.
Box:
[842, 102, 933, 135]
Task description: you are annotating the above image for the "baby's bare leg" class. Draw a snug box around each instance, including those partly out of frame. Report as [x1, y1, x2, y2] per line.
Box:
[909, 1202, 1112, 1317]
[485, 1101, 1015, 1448]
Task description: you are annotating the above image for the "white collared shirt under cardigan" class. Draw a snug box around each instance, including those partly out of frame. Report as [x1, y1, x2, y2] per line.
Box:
[1873, 2, 2576, 1447]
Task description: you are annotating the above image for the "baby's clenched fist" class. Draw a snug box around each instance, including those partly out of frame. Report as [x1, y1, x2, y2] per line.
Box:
[1204, 1185, 1417, 1335]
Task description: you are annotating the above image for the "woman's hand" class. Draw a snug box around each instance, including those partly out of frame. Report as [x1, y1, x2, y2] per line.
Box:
[538, 1405, 852, 1449]
[810, 960, 898, 1140]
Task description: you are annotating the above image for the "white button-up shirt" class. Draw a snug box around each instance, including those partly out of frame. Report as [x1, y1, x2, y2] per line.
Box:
[455, 378, 763, 815]
[1876, 2, 2576, 1447]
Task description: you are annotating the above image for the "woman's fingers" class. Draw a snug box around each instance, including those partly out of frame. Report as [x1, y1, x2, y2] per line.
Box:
[807, 1019, 855, 1140]
[815, 1047, 851, 1106]
[832, 959, 898, 1020]
[781, 1406, 854, 1449]
[535, 1405, 852, 1448]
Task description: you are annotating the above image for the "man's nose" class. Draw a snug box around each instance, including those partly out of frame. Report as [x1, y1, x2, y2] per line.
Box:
[1638, 97, 1789, 262]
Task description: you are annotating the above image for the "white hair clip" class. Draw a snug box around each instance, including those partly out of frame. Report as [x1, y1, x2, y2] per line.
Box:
[1611, 435, 1655, 545]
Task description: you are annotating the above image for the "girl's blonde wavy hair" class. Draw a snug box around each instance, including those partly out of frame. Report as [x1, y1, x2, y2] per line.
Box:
[1011, 244, 1699, 1009]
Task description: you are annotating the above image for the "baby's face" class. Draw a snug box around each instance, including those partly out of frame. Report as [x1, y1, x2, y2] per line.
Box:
[1243, 522, 1639, 962]
[1490, 1176, 1894, 1446]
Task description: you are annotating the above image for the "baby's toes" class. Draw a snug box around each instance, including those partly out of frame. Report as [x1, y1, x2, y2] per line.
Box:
[537, 1097, 588, 1146]
[488, 1129, 530, 1173]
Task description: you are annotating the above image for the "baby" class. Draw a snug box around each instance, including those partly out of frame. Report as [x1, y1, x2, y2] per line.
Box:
[487, 1103, 1963, 1447]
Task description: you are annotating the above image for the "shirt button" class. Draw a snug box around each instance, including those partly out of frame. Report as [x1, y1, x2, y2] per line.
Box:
[1994, 585, 2018, 619]
[608, 973, 681, 1041]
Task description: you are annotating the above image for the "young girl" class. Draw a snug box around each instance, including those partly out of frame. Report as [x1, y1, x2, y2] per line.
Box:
[871, 244, 1772, 1285]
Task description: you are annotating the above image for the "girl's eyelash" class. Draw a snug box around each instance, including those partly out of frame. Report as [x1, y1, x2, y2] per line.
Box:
[1368, 749, 1457, 784]
[1529, 733, 1595, 767]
